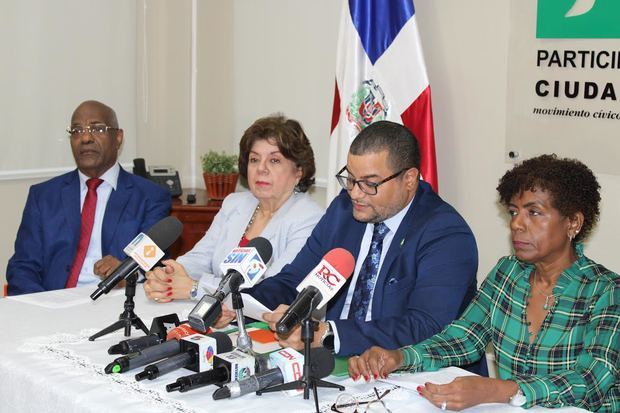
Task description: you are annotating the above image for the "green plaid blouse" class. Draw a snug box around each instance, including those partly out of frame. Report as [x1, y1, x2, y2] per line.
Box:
[400, 244, 619, 412]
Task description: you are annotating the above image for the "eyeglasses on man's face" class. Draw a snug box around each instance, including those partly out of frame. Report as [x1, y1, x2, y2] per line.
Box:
[331, 387, 393, 413]
[66, 124, 120, 138]
[335, 166, 408, 196]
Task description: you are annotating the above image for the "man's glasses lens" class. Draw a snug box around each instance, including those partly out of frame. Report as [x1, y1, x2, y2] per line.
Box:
[335, 166, 408, 196]
[67, 125, 116, 136]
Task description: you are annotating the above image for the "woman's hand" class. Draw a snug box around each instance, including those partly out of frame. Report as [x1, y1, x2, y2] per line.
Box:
[144, 259, 193, 302]
[417, 376, 518, 411]
[348, 346, 404, 381]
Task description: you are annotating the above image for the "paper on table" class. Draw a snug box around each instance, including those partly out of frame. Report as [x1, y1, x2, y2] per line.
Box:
[7, 287, 124, 309]
[223, 292, 273, 321]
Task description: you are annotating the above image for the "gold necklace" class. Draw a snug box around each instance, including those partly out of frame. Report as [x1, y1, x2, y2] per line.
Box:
[533, 270, 555, 311]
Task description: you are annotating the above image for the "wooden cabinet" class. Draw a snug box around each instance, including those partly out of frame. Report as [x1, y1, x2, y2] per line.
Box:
[168, 189, 222, 258]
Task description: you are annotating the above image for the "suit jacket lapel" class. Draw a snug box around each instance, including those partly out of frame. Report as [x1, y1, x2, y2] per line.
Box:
[101, 168, 131, 254]
[61, 170, 82, 257]
[371, 183, 426, 319]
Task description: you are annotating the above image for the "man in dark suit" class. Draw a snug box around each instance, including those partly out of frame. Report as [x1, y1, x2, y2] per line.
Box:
[252, 121, 478, 358]
[6, 100, 171, 295]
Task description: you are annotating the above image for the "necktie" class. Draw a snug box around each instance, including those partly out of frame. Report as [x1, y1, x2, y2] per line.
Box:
[65, 178, 103, 288]
[348, 222, 389, 321]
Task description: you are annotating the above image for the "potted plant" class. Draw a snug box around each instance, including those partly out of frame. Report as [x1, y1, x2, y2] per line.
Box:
[201, 150, 239, 200]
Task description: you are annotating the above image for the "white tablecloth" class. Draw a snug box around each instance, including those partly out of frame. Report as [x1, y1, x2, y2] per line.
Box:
[0, 287, 590, 413]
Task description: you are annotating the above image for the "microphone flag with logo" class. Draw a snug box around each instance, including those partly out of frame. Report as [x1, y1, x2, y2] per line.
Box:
[91, 216, 182, 300]
[276, 248, 355, 334]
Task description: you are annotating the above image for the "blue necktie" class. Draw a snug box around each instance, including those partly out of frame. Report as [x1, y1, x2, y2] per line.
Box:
[348, 222, 389, 321]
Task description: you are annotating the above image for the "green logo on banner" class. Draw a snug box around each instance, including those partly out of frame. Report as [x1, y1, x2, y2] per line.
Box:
[537, 0, 620, 38]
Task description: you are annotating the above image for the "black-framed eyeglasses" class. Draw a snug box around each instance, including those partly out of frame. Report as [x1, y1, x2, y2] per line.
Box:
[66, 124, 120, 138]
[335, 166, 408, 195]
[331, 387, 392, 413]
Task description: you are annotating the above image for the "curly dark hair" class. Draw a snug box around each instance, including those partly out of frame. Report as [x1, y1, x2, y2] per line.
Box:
[238, 114, 315, 192]
[496, 154, 600, 243]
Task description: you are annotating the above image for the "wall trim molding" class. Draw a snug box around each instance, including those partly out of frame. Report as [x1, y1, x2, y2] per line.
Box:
[0, 163, 133, 182]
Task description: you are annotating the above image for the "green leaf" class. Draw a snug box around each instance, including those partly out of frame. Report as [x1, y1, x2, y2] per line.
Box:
[201, 150, 239, 174]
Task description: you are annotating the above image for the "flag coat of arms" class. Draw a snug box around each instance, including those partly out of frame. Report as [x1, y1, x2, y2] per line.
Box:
[328, 0, 437, 201]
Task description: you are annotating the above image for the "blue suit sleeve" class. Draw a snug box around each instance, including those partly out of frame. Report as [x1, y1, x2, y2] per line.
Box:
[245, 201, 336, 310]
[6, 188, 46, 295]
[138, 186, 171, 234]
[333, 213, 478, 356]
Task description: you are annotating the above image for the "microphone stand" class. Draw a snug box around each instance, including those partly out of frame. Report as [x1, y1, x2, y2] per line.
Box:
[89, 272, 149, 341]
[231, 291, 254, 354]
[258, 312, 344, 413]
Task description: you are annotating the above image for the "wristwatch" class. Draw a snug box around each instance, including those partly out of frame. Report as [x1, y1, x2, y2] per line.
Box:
[509, 387, 526, 407]
[189, 280, 200, 299]
[319, 322, 335, 351]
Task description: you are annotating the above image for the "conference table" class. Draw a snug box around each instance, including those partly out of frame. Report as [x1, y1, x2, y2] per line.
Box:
[0, 286, 590, 413]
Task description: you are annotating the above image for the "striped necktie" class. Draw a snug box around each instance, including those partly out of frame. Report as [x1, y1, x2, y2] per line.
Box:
[65, 178, 103, 288]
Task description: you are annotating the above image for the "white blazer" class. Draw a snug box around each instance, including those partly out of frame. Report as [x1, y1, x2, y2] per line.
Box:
[177, 191, 324, 294]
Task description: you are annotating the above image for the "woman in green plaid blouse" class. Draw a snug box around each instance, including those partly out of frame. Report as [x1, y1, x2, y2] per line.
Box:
[349, 155, 619, 412]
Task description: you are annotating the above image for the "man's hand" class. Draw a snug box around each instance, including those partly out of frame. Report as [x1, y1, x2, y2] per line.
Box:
[93, 255, 125, 288]
[94, 255, 121, 278]
[262, 304, 328, 350]
[144, 259, 193, 302]
[212, 303, 237, 329]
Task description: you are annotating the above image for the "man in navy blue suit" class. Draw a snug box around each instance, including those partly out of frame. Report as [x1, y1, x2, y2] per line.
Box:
[6, 100, 171, 295]
[252, 121, 479, 359]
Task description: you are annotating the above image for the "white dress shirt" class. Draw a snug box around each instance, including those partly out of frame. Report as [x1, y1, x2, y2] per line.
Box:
[76, 163, 120, 287]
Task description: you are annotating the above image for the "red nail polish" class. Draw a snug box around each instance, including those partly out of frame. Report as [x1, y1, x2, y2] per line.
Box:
[167, 286, 172, 291]
[167, 278, 172, 283]
[352, 374, 359, 381]
[373, 373, 378, 380]
[166, 291, 172, 296]
[364, 375, 369, 382]
[417, 386, 424, 392]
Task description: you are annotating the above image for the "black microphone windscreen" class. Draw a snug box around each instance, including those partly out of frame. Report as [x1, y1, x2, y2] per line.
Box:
[246, 236, 273, 263]
[145, 216, 183, 250]
[309, 347, 335, 378]
[209, 331, 234, 353]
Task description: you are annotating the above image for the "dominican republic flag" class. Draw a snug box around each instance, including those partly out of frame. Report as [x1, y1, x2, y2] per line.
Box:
[328, 0, 437, 200]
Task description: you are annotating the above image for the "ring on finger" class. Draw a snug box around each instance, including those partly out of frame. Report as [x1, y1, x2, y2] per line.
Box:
[441, 400, 447, 411]
[154, 297, 160, 302]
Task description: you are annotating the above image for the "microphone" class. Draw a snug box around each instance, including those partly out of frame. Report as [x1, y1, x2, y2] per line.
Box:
[108, 334, 161, 355]
[91, 216, 183, 300]
[219, 237, 273, 290]
[165, 349, 257, 393]
[135, 332, 232, 381]
[188, 237, 273, 332]
[213, 347, 335, 400]
[108, 313, 183, 354]
[276, 248, 355, 335]
[104, 323, 201, 374]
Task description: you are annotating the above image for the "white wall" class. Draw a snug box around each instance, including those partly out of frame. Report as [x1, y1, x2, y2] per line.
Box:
[2, 0, 619, 289]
